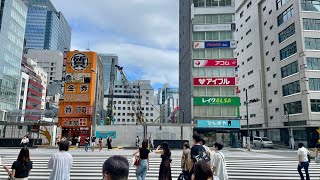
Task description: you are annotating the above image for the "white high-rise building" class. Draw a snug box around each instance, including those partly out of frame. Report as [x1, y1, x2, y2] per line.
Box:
[235, 0, 320, 147]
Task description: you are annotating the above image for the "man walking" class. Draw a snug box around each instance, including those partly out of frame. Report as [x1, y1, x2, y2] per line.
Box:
[76, 136, 81, 147]
[20, 135, 29, 148]
[297, 143, 310, 180]
[136, 136, 140, 148]
[85, 136, 90, 152]
[149, 134, 154, 151]
[91, 136, 96, 151]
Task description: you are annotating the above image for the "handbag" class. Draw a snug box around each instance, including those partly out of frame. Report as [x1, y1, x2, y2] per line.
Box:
[177, 172, 184, 180]
[134, 156, 140, 166]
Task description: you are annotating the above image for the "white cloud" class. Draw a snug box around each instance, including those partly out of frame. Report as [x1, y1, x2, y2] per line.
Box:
[51, 0, 179, 87]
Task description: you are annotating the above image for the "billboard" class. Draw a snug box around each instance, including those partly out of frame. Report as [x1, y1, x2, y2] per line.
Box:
[197, 119, 240, 128]
[194, 97, 240, 106]
[194, 77, 238, 86]
[194, 59, 237, 67]
[193, 41, 237, 49]
[193, 24, 235, 32]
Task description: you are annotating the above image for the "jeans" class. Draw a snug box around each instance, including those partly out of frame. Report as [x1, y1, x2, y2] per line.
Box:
[182, 170, 190, 180]
[85, 143, 89, 151]
[298, 162, 310, 180]
[136, 159, 148, 180]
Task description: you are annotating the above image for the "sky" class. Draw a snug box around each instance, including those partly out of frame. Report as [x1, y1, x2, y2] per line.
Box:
[51, 0, 179, 90]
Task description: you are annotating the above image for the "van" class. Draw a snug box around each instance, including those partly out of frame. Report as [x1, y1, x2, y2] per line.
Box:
[253, 137, 273, 148]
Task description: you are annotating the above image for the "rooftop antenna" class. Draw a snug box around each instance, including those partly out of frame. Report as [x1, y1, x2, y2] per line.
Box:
[86, 40, 90, 51]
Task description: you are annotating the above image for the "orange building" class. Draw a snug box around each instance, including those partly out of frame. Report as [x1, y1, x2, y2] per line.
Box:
[58, 51, 102, 143]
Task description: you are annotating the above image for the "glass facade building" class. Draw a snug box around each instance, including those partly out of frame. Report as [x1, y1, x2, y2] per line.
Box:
[99, 54, 118, 95]
[23, 0, 71, 52]
[0, 0, 27, 110]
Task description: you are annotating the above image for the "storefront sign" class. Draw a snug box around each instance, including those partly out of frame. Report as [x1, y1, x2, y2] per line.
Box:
[64, 94, 90, 102]
[197, 120, 240, 128]
[194, 59, 237, 67]
[194, 77, 238, 86]
[96, 131, 117, 139]
[61, 118, 88, 127]
[193, 41, 237, 49]
[193, 24, 234, 32]
[194, 97, 240, 106]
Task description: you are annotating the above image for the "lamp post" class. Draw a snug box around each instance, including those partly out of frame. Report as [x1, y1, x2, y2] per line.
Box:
[91, 68, 98, 138]
[285, 105, 294, 149]
[245, 89, 250, 151]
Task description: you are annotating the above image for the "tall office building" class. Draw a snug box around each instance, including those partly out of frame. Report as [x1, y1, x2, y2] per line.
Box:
[0, 0, 27, 110]
[99, 54, 118, 95]
[179, 0, 240, 145]
[235, 0, 320, 147]
[23, 0, 71, 52]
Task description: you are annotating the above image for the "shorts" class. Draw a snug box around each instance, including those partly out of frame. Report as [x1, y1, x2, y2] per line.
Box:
[91, 142, 96, 146]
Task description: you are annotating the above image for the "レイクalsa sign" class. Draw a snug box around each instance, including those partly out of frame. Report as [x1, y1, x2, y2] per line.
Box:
[194, 97, 240, 106]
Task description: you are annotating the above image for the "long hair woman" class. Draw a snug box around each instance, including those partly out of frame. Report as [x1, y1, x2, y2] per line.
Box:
[3, 148, 33, 180]
[192, 160, 213, 180]
[155, 142, 172, 180]
[133, 139, 150, 180]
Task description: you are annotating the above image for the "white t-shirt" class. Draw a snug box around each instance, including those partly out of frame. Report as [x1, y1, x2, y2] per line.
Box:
[211, 151, 228, 180]
[48, 151, 73, 180]
[298, 147, 309, 162]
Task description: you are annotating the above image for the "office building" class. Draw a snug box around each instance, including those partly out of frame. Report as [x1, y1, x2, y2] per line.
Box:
[157, 83, 179, 123]
[235, 0, 320, 147]
[106, 80, 160, 125]
[0, 0, 27, 110]
[99, 54, 118, 95]
[157, 83, 179, 105]
[24, 49, 64, 84]
[23, 0, 71, 52]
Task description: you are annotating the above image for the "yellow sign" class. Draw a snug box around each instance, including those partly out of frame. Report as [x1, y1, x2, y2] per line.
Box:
[317, 129, 320, 134]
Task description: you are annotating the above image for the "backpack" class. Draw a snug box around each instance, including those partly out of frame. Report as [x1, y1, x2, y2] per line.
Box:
[192, 145, 211, 163]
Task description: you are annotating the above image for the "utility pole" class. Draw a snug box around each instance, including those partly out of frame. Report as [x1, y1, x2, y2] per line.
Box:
[246, 89, 250, 151]
[285, 105, 294, 149]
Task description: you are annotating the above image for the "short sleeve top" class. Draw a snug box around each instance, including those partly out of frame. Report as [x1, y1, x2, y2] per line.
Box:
[12, 160, 33, 178]
[139, 148, 150, 159]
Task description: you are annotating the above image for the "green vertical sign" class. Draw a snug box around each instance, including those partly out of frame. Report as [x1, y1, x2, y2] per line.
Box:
[194, 97, 240, 106]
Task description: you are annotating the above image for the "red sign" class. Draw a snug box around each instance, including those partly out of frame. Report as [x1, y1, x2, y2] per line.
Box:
[235, 87, 239, 95]
[86, 106, 93, 115]
[194, 77, 238, 86]
[194, 59, 237, 67]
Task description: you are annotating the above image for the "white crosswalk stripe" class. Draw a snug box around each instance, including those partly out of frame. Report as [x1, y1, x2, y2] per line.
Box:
[0, 150, 320, 179]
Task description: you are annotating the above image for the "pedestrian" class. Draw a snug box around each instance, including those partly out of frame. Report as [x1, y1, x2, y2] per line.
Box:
[20, 135, 29, 148]
[85, 136, 90, 152]
[189, 134, 206, 179]
[136, 136, 140, 148]
[132, 139, 150, 180]
[149, 134, 154, 151]
[200, 139, 210, 152]
[3, 147, 33, 180]
[155, 142, 172, 180]
[191, 160, 213, 180]
[297, 143, 310, 180]
[181, 142, 191, 180]
[76, 135, 81, 147]
[102, 155, 129, 180]
[91, 136, 96, 151]
[315, 143, 320, 164]
[99, 137, 103, 152]
[107, 135, 112, 150]
[211, 142, 228, 180]
[48, 140, 73, 180]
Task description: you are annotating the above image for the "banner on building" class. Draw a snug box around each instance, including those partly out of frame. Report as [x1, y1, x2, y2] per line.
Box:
[193, 97, 240, 106]
[197, 119, 240, 128]
[193, 41, 237, 49]
[193, 24, 235, 32]
[193, 59, 237, 67]
[96, 131, 117, 138]
[194, 77, 238, 86]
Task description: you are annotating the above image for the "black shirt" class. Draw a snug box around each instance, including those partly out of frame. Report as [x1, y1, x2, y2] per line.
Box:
[191, 145, 205, 162]
[12, 160, 32, 178]
[139, 148, 150, 159]
[85, 138, 90, 144]
[91, 137, 96, 142]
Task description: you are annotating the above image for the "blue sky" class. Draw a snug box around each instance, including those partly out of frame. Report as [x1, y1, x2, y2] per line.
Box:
[51, 0, 179, 90]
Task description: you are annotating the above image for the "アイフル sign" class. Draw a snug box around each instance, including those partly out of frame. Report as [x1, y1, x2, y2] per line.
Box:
[197, 119, 240, 128]
[194, 97, 240, 106]
[194, 59, 237, 67]
[194, 77, 239, 86]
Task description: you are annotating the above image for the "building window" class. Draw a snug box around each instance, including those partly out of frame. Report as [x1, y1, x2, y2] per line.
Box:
[305, 37, 320, 50]
[280, 41, 297, 60]
[272, 57, 276, 62]
[248, 70, 254, 75]
[263, 6, 266, 11]
[264, 21, 267, 26]
[269, 99, 273, 103]
[282, 80, 300, 96]
[240, 11, 244, 18]
[270, 25, 273, 30]
[311, 99, 320, 112]
[276, 108, 279, 111]
[277, 5, 294, 26]
[193, 0, 205, 7]
[269, 10, 273, 14]
[270, 116, 274, 120]
[274, 90, 278, 95]
[281, 61, 298, 78]
[146, 107, 149, 111]
[301, 0, 320, 11]
[268, 83, 271, 87]
[247, 56, 253, 62]
[271, 41, 274, 46]
[118, 101, 121, 104]
[118, 107, 121, 110]
[265, 36, 268, 40]
[307, 57, 320, 70]
[276, 0, 290, 10]
[284, 101, 302, 115]
[246, 29, 252, 35]
[303, 18, 320, 30]
[249, 84, 254, 89]
[245, 16, 251, 22]
[266, 51, 269, 56]
[309, 78, 320, 90]
[146, 91, 149, 94]
[273, 74, 277, 78]
[123, 107, 125, 110]
[247, 42, 252, 48]
[205, 0, 218, 6]
[151, 113, 153, 116]
[250, 114, 256, 118]
[247, 1, 252, 8]
[267, 67, 270, 71]
[242, 75, 245, 78]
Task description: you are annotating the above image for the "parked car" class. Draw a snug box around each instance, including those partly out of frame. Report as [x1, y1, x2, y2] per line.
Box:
[253, 137, 273, 148]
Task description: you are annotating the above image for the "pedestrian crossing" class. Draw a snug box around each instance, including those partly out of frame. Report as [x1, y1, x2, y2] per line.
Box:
[0, 150, 320, 179]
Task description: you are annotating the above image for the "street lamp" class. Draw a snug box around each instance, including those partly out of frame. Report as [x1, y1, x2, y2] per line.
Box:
[284, 104, 294, 149]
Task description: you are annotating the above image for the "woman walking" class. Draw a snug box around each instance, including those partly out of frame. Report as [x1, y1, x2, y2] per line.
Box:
[155, 142, 172, 180]
[181, 142, 191, 180]
[297, 143, 310, 180]
[85, 136, 90, 152]
[211, 142, 228, 180]
[3, 148, 33, 180]
[133, 139, 150, 180]
[98, 137, 103, 152]
[107, 135, 112, 151]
